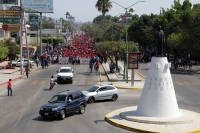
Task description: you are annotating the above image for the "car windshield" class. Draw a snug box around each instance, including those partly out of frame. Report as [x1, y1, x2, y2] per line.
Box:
[59, 69, 71, 73]
[49, 95, 66, 103]
[87, 86, 99, 92]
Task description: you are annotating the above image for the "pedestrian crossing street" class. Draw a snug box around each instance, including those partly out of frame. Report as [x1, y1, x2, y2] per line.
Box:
[22, 79, 101, 86]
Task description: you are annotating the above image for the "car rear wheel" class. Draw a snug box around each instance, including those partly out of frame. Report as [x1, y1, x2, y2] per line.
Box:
[112, 94, 118, 101]
[79, 105, 85, 114]
[88, 97, 95, 104]
[59, 110, 65, 120]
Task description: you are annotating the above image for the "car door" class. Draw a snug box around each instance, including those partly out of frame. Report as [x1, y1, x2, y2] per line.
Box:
[96, 87, 107, 100]
[66, 95, 75, 112]
[72, 93, 80, 110]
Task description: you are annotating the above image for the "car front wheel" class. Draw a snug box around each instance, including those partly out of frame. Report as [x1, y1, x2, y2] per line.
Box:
[88, 97, 95, 104]
[59, 110, 65, 120]
[79, 105, 85, 114]
[112, 94, 118, 101]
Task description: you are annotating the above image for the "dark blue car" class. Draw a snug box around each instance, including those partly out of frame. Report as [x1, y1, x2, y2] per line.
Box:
[39, 90, 87, 120]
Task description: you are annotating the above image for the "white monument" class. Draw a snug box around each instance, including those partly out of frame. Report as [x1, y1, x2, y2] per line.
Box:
[136, 57, 180, 117]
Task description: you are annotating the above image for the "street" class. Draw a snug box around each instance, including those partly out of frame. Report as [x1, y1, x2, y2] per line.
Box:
[0, 63, 199, 133]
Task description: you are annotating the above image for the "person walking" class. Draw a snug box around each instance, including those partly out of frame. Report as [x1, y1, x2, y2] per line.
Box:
[24, 66, 30, 78]
[36, 56, 39, 67]
[49, 75, 55, 90]
[7, 79, 12, 96]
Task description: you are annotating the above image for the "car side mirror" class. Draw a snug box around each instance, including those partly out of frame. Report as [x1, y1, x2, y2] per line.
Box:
[96, 90, 99, 93]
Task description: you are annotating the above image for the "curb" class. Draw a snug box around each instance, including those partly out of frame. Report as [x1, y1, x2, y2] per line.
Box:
[104, 109, 152, 133]
[105, 108, 200, 133]
[111, 83, 143, 90]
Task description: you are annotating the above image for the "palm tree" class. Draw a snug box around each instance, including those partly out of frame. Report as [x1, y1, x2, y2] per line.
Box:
[95, 0, 112, 18]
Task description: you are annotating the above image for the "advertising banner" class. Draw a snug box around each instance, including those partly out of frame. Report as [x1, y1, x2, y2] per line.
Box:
[128, 53, 138, 69]
[22, 0, 53, 13]
[0, 0, 18, 4]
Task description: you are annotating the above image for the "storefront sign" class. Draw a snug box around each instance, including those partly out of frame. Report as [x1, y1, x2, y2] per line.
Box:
[0, 10, 20, 16]
[22, 0, 53, 13]
[2, 24, 20, 32]
[0, 18, 20, 24]
[128, 53, 138, 69]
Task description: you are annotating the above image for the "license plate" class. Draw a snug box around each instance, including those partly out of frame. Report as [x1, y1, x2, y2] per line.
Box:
[45, 113, 48, 115]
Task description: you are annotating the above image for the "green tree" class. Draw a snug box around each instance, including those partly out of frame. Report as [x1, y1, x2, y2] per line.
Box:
[0, 41, 8, 60]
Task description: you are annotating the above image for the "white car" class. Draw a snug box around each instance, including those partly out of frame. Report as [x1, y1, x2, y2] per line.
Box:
[15, 58, 34, 67]
[82, 85, 118, 103]
[57, 67, 74, 84]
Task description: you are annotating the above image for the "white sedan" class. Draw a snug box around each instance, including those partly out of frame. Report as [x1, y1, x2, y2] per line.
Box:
[15, 59, 35, 67]
[82, 85, 118, 103]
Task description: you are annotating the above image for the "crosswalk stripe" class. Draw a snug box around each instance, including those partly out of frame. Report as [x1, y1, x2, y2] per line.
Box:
[31, 81, 37, 85]
[88, 81, 92, 85]
[72, 81, 77, 84]
[80, 81, 85, 85]
[40, 81, 46, 85]
[183, 82, 191, 85]
[175, 82, 184, 85]
[191, 82, 198, 85]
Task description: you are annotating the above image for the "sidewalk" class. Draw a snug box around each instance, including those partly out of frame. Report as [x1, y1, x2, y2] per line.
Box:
[101, 60, 145, 90]
[0, 61, 41, 86]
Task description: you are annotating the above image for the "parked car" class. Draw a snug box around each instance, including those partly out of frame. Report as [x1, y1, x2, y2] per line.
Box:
[39, 90, 87, 120]
[9, 58, 34, 67]
[15, 59, 35, 67]
[57, 67, 73, 84]
[82, 85, 118, 103]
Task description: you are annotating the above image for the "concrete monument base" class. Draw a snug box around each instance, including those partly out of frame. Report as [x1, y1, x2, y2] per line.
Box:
[105, 106, 200, 133]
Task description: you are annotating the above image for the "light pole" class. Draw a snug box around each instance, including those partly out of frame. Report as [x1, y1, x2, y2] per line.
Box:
[25, 24, 30, 69]
[112, 1, 145, 83]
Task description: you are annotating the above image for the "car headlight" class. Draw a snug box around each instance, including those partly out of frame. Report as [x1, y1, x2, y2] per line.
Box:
[40, 107, 43, 110]
[52, 108, 58, 111]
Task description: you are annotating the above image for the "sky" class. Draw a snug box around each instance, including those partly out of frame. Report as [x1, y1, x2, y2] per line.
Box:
[19, 0, 200, 22]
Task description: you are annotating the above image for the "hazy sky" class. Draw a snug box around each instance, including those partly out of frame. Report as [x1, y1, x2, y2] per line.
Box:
[23, 0, 200, 22]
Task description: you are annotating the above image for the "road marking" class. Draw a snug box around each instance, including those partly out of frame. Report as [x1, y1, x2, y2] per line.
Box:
[31, 81, 37, 85]
[40, 81, 46, 85]
[175, 82, 184, 85]
[183, 82, 191, 85]
[72, 81, 77, 84]
[88, 81, 92, 85]
[191, 82, 198, 85]
[80, 81, 85, 85]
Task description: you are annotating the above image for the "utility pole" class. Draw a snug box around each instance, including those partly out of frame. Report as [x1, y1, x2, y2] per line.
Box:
[40, 12, 42, 56]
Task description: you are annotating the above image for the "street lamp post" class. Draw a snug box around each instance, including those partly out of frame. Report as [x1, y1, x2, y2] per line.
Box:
[112, 1, 145, 83]
[25, 24, 30, 69]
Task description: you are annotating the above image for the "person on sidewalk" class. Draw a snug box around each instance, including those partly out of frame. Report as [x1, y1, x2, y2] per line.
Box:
[89, 62, 93, 73]
[36, 56, 39, 67]
[7, 79, 12, 96]
[24, 66, 30, 78]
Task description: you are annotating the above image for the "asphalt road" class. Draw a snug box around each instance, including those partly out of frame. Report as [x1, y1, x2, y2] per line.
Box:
[0, 63, 139, 133]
